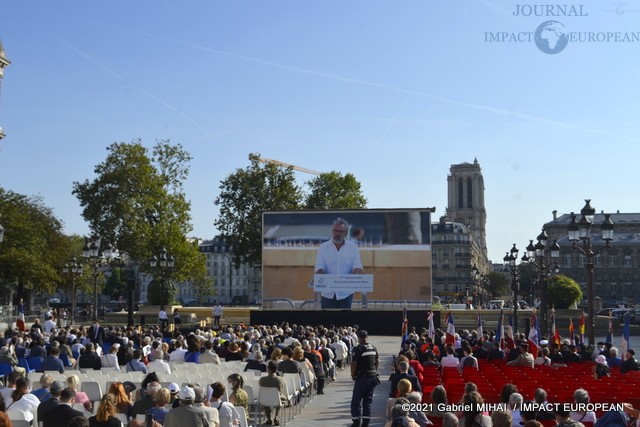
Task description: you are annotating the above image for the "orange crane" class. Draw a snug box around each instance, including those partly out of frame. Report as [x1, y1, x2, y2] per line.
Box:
[257, 156, 322, 176]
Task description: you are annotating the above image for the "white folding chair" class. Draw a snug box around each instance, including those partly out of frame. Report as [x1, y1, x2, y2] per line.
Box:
[235, 406, 249, 427]
[258, 386, 286, 425]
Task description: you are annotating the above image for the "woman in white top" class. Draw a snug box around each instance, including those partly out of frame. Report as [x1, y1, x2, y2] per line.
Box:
[100, 343, 121, 370]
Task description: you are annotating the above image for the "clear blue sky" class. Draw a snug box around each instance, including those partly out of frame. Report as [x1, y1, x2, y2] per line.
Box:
[1, 1, 639, 263]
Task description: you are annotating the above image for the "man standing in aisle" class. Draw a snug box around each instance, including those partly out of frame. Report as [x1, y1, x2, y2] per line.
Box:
[350, 330, 379, 427]
[314, 217, 363, 309]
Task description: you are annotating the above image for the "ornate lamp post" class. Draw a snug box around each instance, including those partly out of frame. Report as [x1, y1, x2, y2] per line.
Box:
[83, 237, 116, 320]
[150, 247, 175, 307]
[471, 265, 490, 308]
[504, 244, 526, 334]
[525, 231, 560, 338]
[62, 257, 83, 325]
[567, 199, 614, 346]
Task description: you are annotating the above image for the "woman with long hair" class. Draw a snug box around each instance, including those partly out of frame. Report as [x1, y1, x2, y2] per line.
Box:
[107, 382, 133, 420]
[227, 374, 249, 423]
[6, 377, 40, 422]
[460, 391, 491, 427]
[67, 374, 92, 411]
[89, 394, 121, 427]
[185, 339, 200, 363]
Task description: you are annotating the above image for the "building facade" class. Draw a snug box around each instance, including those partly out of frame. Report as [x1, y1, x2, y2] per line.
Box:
[431, 217, 487, 304]
[199, 238, 262, 305]
[543, 211, 640, 306]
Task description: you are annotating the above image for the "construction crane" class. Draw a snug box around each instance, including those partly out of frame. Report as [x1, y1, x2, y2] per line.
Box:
[257, 156, 322, 176]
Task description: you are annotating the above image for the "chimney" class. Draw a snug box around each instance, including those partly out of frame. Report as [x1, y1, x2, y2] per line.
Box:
[552, 210, 557, 220]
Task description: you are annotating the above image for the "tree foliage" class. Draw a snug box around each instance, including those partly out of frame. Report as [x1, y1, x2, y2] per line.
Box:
[547, 274, 583, 309]
[304, 172, 367, 209]
[0, 188, 70, 300]
[72, 140, 207, 297]
[215, 153, 368, 268]
[483, 271, 511, 299]
[215, 153, 304, 268]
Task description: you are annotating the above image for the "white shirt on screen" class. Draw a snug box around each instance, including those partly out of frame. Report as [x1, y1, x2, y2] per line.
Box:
[314, 239, 363, 300]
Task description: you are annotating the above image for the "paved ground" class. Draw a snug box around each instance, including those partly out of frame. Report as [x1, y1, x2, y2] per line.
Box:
[284, 335, 399, 427]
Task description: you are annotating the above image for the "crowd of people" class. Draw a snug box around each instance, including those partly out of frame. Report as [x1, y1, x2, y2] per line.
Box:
[383, 325, 640, 427]
[0, 315, 366, 427]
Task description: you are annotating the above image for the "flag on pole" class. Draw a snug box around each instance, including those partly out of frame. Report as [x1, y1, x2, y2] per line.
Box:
[505, 314, 515, 350]
[606, 310, 613, 344]
[622, 313, 631, 356]
[496, 310, 505, 350]
[476, 311, 483, 340]
[445, 312, 456, 346]
[579, 314, 586, 345]
[569, 319, 575, 346]
[527, 313, 539, 359]
[550, 309, 561, 345]
[427, 311, 436, 341]
[16, 299, 25, 332]
[401, 308, 409, 348]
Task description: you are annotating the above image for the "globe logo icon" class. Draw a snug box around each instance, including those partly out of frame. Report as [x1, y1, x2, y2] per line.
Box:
[534, 20, 569, 54]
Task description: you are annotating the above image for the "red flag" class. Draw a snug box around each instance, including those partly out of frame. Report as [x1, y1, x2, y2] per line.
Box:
[569, 319, 575, 345]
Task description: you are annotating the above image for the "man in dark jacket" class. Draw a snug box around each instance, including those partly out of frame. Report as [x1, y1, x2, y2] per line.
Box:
[621, 349, 640, 373]
[38, 380, 64, 420]
[43, 388, 84, 427]
[78, 342, 101, 370]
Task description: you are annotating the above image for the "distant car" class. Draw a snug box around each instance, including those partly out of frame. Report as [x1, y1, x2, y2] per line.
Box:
[488, 300, 505, 309]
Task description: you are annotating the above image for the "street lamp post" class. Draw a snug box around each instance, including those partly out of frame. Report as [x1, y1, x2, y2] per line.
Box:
[525, 231, 560, 338]
[83, 237, 116, 321]
[567, 199, 614, 346]
[471, 264, 487, 308]
[149, 247, 175, 307]
[62, 257, 83, 325]
[504, 244, 526, 334]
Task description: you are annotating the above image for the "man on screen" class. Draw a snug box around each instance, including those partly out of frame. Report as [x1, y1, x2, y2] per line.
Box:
[314, 217, 363, 309]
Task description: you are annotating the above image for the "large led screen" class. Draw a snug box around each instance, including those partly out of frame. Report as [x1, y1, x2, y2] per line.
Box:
[262, 209, 432, 305]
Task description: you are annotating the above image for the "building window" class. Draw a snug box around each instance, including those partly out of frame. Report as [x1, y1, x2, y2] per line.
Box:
[458, 178, 464, 208]
[564, 254, 571, 267]
[626, 283, 632, 292]
[625, 256, 632, 267]
[467, 177, 473, 208]
[579, 255, 585, 267]
[594, 255, 601, 267]
[609, 256, 618, 267]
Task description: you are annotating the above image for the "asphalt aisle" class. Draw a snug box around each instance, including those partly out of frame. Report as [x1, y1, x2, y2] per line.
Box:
[285, 336, 399, 427]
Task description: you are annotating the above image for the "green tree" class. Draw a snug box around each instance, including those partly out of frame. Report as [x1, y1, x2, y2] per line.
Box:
[73, 140, 206, 304]
[214, 153, 303, 268]
[304, 172, 367, 209]
[547, 274, 583, 309]
[483, 271, 511, 299]
[0, 188, 70, 305]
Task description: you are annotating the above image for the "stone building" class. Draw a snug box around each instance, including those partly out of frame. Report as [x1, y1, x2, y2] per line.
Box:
[543, 210, 640, 306]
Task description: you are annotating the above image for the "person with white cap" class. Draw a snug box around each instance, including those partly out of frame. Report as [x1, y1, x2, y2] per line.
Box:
[593, 354, 610, 379]
[164, 385, 210, 427]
